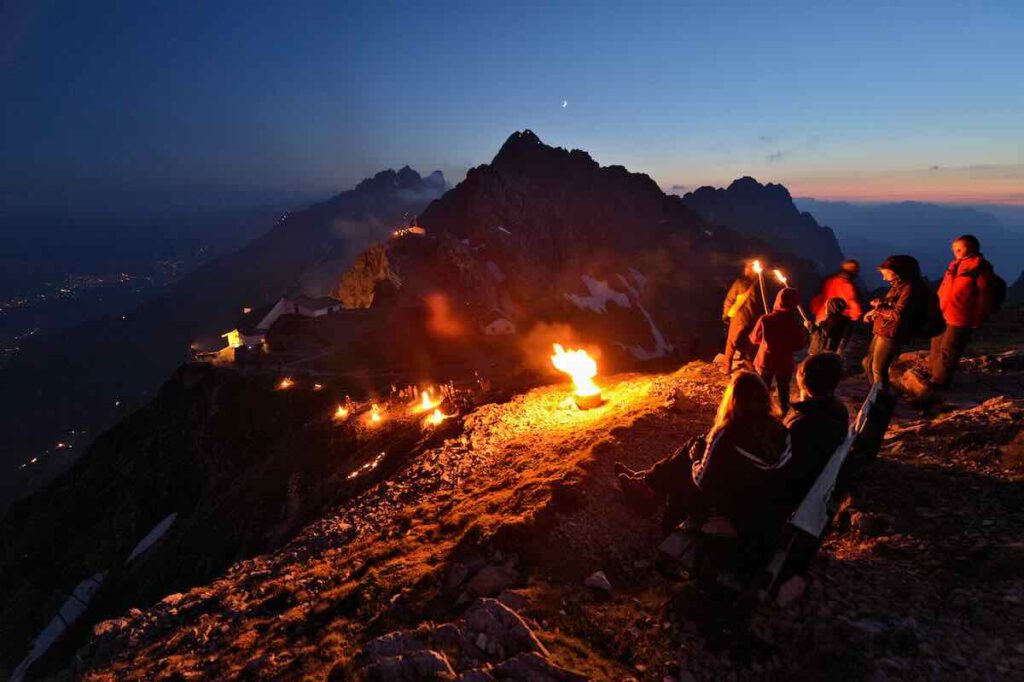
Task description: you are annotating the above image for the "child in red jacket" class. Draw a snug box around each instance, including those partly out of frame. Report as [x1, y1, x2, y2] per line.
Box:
[750, 288, 809, 412]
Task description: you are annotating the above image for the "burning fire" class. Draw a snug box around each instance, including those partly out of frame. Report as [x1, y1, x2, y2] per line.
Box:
[277, 377, 294, 390]
[424, 408, 446, 426]
[772, 269, 788, 286]
[418, 389, 440, 412]
[369, 404, 383, 425]
[752, 259, 763, 274]
[333, 405, 350, 421]
[551, 343, 601, 399]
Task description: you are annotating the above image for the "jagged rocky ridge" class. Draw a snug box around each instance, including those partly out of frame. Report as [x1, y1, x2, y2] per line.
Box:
[683, 177, 845, 274]
[327, 131, 822, 372]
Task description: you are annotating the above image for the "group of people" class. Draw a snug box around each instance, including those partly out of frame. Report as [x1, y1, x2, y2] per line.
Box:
[615, 234, 1004, 549]
[722, 234, 1002, 398]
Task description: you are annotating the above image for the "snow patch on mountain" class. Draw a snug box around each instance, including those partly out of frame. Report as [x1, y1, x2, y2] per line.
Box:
[615, 269, 674, 361]
[564, 275, 631, 313]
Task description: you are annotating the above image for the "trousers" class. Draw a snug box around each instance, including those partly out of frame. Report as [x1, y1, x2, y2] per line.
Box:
[759, 370, 793, 412]
[929, 325, 973, 387]
[862, 335, 900, 388]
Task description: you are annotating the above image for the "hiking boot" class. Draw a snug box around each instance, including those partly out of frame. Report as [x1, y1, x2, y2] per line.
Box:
[617, 474, 657, 512]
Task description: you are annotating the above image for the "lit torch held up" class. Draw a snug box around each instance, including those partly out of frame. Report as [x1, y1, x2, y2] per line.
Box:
[772, 269, 810, 323]
[752, 260, 769, 315]
[551, 343, 603, 409]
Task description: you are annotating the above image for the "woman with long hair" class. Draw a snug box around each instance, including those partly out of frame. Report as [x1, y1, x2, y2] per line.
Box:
[617, 371, 789, 536]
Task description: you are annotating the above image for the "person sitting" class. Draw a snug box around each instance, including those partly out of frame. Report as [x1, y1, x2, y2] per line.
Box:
[616, 371, 788, 537]
[749, 287, 809, 412]
[808, 297, 853, 356]
[774, 352, 850, 509]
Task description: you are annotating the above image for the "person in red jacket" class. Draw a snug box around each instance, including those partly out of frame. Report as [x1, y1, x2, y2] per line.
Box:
[749, 288, 809, 412]
[810, 259, 863, 323]
[930, 234, 997, 388]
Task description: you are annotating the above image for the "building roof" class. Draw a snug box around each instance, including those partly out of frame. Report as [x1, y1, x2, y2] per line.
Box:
[292, 295, 342, 311]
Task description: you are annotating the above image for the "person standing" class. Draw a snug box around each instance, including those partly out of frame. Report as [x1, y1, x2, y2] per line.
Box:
[749, 288, 809, 412]
[930, 235, 998, 389]
[720, 262, 764, 375]
[808, 297, 854, 356]
[810, 259, 863, 323]
[862, 255, 928, 389]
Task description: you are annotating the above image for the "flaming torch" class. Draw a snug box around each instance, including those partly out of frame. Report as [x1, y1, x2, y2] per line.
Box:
[333, 405, 350, 422]
[752, 260, 769, 315]
[551, 343, 603, 409]
[772, 269, 810, 323]
[277, 377, 294, 390]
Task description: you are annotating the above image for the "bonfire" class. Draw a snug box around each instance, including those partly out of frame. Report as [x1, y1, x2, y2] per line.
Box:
[551, 343, 603, 409]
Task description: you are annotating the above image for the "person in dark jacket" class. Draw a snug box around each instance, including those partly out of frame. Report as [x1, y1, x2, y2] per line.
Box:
[749, 287, 809, 412]
[616, 371, 789, 536]
[808, 297, 853, 356]
[720, 262, 764, 375]
[929, 234, 998, 388]
[775, 352, 850, 508]
[862, 255, 928, 388]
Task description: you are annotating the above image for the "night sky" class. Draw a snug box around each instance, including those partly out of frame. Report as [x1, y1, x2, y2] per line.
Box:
[2, 1, 1022, 205]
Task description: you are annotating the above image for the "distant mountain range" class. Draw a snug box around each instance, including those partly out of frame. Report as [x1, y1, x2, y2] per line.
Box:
[796, 199, 1024, 286]
[0, 168, 446, 507]
[683, 177, 845, 275]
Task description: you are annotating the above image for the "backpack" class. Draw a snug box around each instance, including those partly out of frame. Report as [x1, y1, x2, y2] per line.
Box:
[964, 261, 1007, 313]
[912, 281, 945, 338]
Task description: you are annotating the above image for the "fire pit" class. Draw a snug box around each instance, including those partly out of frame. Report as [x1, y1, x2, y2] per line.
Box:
[551, 343, 604, 410]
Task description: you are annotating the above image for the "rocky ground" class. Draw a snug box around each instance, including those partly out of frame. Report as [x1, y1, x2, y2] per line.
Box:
[74, 328, 1024, 680]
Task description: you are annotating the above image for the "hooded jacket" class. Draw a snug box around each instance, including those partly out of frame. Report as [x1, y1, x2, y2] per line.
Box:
[749, 288, 809, 374]
[810, 271, 863, 322]
[692, 416, 790, 536]
[776, 396, 850, 508]
[937, 254, 996, 328]
[812, 298, 853, 353]
[872, 255, 928, 342]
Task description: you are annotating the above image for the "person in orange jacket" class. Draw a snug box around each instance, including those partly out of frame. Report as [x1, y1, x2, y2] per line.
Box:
[749, 288, 809, 412]
[930, 234, 997, 388]
[809, 259, 863, 323]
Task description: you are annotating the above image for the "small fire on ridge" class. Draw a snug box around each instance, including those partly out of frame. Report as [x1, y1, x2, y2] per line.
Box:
[551, 343, 603, 409]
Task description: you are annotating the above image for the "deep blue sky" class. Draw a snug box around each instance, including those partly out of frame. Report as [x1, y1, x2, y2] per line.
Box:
[3, 1, 1022, 206]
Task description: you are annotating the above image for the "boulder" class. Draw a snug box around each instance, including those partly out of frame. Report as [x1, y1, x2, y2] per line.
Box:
[583, 571, 612, 595]
[466, 565, 520, 597]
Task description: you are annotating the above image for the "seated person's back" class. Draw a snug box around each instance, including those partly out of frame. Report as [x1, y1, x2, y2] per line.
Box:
[776, 352, 850, 507]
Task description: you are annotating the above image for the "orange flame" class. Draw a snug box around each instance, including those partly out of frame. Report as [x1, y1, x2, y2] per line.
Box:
[419, 389, 440, 412]
[369, 404, 383, 424]
[333, 405, 350, 421]
[752, 259, 763, 274]
[424, 408, 446, 426]
[551, 343, 600, 397]
[277, 377, 294, 390]
[772, 269, 788, 286]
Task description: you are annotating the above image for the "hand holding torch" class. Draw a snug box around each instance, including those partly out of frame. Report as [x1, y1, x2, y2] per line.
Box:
[772, 269, 810, 324]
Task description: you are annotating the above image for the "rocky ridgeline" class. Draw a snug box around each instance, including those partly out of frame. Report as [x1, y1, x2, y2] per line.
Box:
[55, 333, 1022, 680]
[329, 131, 822, 371]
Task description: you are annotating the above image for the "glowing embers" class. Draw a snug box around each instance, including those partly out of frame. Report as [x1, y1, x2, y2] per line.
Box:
[423, 408, 447, 427]
[276, 377, 295, 390]
[367, 403, 384, 426]
[551, 343, 603, 409]
[347, 451, 386, 480]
